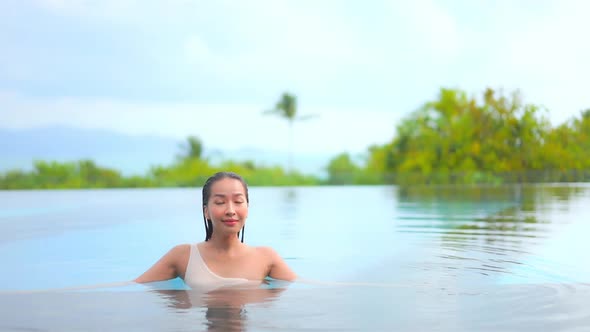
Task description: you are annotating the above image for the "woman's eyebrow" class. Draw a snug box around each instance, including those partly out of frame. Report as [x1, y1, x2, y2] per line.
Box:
[212, 193, 244, 197]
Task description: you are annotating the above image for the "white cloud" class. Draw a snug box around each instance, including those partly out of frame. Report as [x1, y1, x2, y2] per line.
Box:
[385, 0, 462, 60]
[485, 0, 590, 124]
[35, 0, 141, 21]
[7, 0, 590, 133]
[184, 35, 213, 65]
[394, 0, 590, 125]
[177, 1, 376, 86]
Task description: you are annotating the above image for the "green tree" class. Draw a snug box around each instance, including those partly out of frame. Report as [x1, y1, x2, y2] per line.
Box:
[541, 109, 590, 179]
[178, 136, 204, 160]
[326, 153, 359, 185]
[378, 88, 556, 184]
[264, 92, 316, 173]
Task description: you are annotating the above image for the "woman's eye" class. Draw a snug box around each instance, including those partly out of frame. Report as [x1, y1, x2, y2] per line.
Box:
[214, 201, 224, 205]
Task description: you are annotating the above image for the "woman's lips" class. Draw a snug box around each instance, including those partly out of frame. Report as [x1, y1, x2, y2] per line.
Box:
[222, 219, 239, 226]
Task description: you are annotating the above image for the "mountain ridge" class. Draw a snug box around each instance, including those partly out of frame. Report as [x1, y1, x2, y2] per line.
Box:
[0, 126, 329, 176]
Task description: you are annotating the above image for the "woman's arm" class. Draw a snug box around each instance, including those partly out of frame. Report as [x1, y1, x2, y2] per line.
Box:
[263, 247, 297, 281]
[134, 245, 187, 283]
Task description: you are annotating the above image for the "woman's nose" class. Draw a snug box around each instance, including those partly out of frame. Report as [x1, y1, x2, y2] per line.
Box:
[226, 203, 236, 215]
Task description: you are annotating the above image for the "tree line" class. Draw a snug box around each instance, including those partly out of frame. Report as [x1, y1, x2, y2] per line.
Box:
[1, 88, 589, 189]
[326, 88, 590, 185]
[0, 138, 318, 189]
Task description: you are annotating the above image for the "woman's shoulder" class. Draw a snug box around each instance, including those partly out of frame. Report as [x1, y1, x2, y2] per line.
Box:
[167, 243, 194, 260]
[251, 246, 296, 281]
[167, 244, 194, 273]
[170, 243, 192, 251]
[252, 246, 282, 260]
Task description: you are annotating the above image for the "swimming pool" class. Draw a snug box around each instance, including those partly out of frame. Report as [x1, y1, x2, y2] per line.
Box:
[1, 184, 589, 331]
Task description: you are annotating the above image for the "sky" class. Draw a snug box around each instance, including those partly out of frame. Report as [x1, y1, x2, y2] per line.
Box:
[2, 0, 590, 156]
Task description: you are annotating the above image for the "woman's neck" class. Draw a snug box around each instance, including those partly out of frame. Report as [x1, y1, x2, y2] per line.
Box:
[207, 234, 243, 253]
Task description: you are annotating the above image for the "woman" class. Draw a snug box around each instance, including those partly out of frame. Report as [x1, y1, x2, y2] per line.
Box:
[135, 171, 297, 290]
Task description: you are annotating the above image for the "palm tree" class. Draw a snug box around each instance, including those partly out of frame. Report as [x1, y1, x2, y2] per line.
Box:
[178, 136, 203, 160]
[264, 92, 316, 173]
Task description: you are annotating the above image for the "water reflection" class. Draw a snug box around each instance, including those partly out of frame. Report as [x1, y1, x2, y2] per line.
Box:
[394, 184, 590, 284]
[397, 184, 588, 236]
[152, 286, 285, 331]
[279, 188, 298, 240]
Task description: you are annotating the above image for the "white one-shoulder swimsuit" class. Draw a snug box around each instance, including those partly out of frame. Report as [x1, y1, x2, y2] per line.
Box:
[183, 243, 258, 291]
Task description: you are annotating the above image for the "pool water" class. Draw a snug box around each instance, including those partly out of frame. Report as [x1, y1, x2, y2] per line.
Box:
[0, 184, 589, 331]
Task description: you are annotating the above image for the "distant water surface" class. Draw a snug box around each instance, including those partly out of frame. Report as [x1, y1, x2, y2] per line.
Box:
[0, 184, 589, 331]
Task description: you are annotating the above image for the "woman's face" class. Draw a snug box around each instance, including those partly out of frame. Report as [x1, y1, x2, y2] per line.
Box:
[204, 178, 249, 236]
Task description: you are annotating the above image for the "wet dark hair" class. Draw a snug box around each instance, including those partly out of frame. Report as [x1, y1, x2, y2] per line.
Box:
[202, 171, 249, 242]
